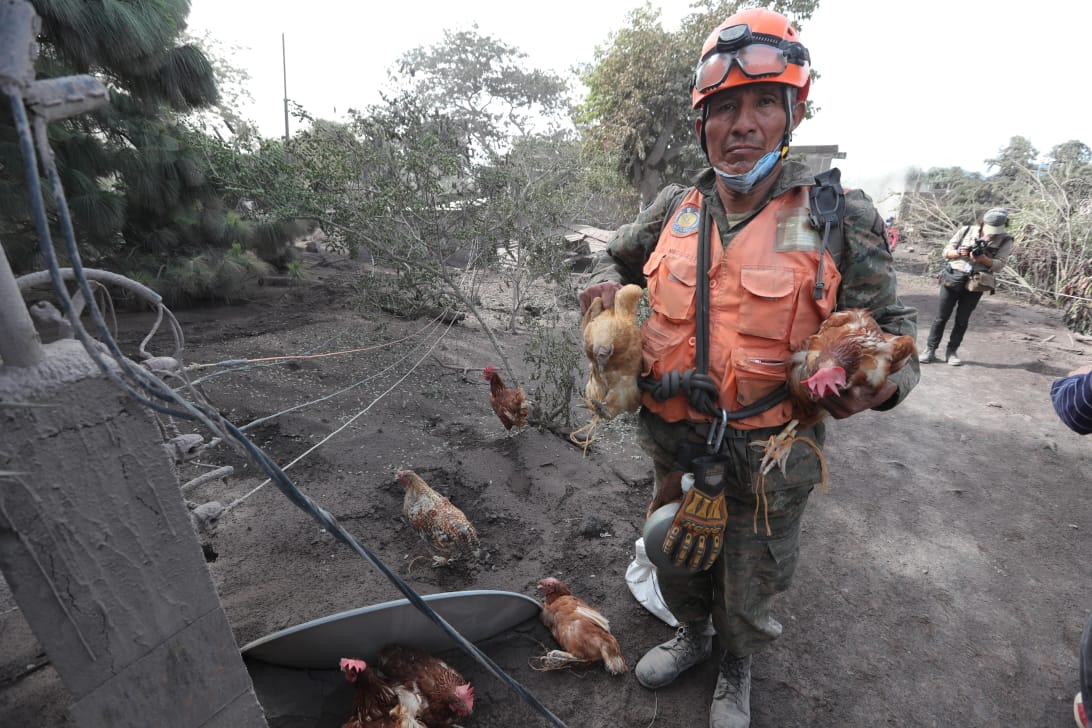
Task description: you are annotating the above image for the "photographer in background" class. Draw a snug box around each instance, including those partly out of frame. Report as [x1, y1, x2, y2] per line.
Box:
[922, 207, 1015, 365]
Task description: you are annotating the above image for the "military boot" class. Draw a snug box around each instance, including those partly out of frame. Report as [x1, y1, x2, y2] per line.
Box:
[921, 347, 937, 363]
[635, 620, 713, 689]
[709, 652, 751, 728]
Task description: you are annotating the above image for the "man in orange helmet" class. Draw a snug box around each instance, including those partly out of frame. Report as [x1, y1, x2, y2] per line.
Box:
[579, 8, 919, 726]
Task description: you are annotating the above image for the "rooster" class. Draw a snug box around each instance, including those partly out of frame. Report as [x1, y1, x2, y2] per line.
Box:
[378, 645, 474, 727]
[535, 577, 626, 675]
[338, 657, 424, 728]
[581, 283, 644, 420]
[482, 366, 529, 431]
[751, 308, 917, 507]
[787, 307, 917, 426]
[397, 469, 479, 568]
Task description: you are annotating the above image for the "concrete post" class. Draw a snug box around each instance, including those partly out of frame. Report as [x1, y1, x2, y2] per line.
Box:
[0, 340, 267, 727]
[0, 239, 44, 367]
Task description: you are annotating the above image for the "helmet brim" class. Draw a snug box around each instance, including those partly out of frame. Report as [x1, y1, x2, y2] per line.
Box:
[642, 502, 694, 575]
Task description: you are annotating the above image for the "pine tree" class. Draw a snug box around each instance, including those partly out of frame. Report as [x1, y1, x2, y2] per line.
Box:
[0, 0, 300, 303]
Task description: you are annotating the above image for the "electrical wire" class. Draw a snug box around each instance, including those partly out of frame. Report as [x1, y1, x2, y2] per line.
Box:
[237, 323, 442, 432]
[223, 314, 455, 514]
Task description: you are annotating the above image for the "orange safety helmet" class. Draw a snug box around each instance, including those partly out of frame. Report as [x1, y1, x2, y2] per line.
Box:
[690, 8, 811, 109]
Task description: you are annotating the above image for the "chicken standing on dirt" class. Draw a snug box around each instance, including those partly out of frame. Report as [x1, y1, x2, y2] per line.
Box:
[338, 657, 423, 728]
[581, 283, 644, 419]
[482, 365, 529, 431]
[788, 307, 918, 427]
[396, 469, 479, 568]
[378, 645, 474, 728]
[535, 577, 627, 675]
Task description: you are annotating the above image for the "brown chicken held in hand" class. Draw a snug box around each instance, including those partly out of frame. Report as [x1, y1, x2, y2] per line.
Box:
[535, 577, 626, 674]
[788, 307, 917, 426]
[379, 645, 474, 728]
[397, 469, 479, 568]
[482, 366, 529, 430]
[338, 657, 423, 728]
[581, 283, 644, 419]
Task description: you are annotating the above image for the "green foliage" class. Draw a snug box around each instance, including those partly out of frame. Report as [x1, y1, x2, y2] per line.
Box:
[1050, 141, 1092, 166]
[577, 3, 693, 207]
[153, 245, 274, 305]
[986, 136, 1038, 181]
[476, 131, 595, 330]
[1046, 141, 1092, 201]
[183, 30, 256, 139]
[1, 0, 300, 306]
[523, 314, 583, 430]
[390, 26, 572, 163]
[900, 166, 994, 255]
[336, 91, 486, 276]
[1062, 271, 1092, 335]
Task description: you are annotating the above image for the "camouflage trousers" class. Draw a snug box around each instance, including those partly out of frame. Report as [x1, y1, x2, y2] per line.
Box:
[638, 408, 826, 657]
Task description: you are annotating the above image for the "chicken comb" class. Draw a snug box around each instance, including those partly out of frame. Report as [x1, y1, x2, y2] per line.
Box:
[339, 657, 367, 681]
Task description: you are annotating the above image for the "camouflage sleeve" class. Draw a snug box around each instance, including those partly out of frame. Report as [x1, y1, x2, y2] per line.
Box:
[585, 184, 689, 287]
[837, 189, 920, 410]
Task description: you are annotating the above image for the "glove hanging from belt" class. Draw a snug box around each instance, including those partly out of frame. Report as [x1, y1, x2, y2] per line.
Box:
[660, 454, 731, 572]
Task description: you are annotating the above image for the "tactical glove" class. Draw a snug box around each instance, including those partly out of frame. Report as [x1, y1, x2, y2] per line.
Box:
[661, 455, 729, 572]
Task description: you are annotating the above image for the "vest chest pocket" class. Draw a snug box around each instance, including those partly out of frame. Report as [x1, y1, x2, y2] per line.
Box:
[644, 248, 697, 321]
[737, 266, 796, 340]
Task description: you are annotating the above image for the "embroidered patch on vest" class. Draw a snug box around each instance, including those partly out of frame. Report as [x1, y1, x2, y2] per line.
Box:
[671, 206, 701, 235]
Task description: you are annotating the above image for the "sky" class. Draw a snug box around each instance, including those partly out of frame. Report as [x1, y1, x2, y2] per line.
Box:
[186, 0, 1091, 201]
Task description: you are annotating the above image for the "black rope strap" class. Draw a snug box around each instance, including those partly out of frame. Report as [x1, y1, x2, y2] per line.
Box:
[639, 368, 721, 417]
[695, 198, 711, 377]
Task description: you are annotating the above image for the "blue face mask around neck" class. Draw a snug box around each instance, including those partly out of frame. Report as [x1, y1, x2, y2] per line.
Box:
[712, 149, 781, 193]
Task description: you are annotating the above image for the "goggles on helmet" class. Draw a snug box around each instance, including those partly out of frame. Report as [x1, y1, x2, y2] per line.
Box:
[691, 23, 810, 95]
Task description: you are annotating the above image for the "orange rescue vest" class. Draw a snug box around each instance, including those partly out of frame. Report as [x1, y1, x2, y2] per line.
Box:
[640, 186, 842, 429]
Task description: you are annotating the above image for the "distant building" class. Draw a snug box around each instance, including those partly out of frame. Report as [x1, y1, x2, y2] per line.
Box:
[788, 145, 910, 223]
[788, 145, 846, 175]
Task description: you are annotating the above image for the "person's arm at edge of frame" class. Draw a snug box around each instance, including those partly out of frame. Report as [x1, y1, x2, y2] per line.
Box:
[578, 184, 688, 314]
[1051, 364, 1092, 435]
[835, 189, 920, 413]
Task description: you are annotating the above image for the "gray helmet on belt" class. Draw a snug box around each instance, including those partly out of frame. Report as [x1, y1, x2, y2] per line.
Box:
[642, 501, 691, 575]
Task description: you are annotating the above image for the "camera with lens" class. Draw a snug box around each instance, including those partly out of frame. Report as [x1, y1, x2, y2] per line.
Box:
[962, 238, 989, 258]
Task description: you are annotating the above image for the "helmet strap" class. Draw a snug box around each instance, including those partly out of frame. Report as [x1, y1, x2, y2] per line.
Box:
[699, 103, 710, 158]
[780, 86, 796, 152]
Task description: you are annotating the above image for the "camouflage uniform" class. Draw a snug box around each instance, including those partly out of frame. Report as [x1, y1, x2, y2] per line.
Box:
[590, 161, 919, 656]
